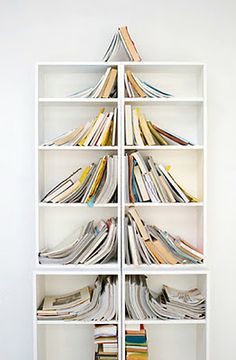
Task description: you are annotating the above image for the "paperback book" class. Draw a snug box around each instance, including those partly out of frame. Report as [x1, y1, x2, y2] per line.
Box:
[43, 107, 117, 147]
[125, 151, 198, 203]
[95, 324, 118, 360]
[39, 217, 117, 265]
[37, 275, 118, 321]
[125, 275, 206, 320]
[125, 206, 203, 265]
[41, 155, 118, 205]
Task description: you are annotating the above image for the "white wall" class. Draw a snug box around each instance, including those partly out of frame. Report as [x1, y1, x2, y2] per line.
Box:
[0, 0, 235, 358]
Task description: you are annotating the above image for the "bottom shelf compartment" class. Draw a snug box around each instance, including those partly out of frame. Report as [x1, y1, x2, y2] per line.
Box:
[144, 324, 206, 360]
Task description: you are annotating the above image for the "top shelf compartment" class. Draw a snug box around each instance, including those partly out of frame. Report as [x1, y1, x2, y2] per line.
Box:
[38, 64, 118, 99]
[124, 64, 205, 99]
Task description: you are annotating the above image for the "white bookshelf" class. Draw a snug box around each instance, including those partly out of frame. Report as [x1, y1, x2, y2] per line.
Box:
[34, 62, 208, 360]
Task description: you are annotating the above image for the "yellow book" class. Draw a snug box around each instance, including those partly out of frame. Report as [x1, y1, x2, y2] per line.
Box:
[106, 121, 113, 146]
[85, 157, 107, 203]
[139, 113, 155, 146]
[101, 121, 113, 146]
[79, 165, 92, 183]
[78, 108, 105, 146]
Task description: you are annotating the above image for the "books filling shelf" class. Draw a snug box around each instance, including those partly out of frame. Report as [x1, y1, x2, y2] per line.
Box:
[41, 155, 118, 205]
[94, 324, 118, 360]
[103, 26, 141, 62]
[43, 108, 117, 147]
[125, 151, 198, 203]
[39, 217, 117, 265]
[37, 275, 118, 321]
[125, 105, 193, 146]
[69, 67, 117, 98]
[126, 275, 206, 320]
[126, 324, 148, 360]
[125, 70, 172, 98]
[125, 206, 203, 265]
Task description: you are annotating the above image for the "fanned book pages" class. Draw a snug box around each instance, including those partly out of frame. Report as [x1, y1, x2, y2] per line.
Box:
[125, 105, 194, 146]
[102, 26, 141, 62]
[125, 151, 198, 204]
[41, 155, 118, 205]
[37, 275, 118, 321]
[125, 70, 173, 98]
[42, 108, 117, 147]
[69, 67, 117, 98]
[125, 275, 206, 320]
[126, 324, 149, 360]
[94, 324, 118, 360]
[39, 217, 117, 265]
[125, 206, 203, 265]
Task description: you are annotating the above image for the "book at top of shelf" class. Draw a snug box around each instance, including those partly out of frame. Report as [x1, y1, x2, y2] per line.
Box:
[41, 107, 118, 147]
[41, 155, 118, 206]
[125, 206, 203, 267]
[39, 216, 118, 266]
[124, 104, 194, 147]
[125, 151, 200, 205]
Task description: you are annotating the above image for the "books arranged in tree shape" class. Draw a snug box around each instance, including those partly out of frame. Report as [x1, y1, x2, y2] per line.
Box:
[42, 108, 117, 147]
[126, 324, 148, 360]
[126, 275, 206, 320]
[69, 67, 117, 98]
[41, 155, 118, 205]
[39, 217, 117, 265]
[102, 26, 141, 62]
[125, 151, 198, 203]
[124, 70, 173, 98]
[125, 207, 203, 265]
[125, 105, 193, 146]
[94, 324, 118, 360]
[37, 275, 118, 321]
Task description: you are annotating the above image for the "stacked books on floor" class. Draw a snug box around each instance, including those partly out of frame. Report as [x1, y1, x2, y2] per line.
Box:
[42, 108, 117, 147]
[126, 275, 206, 320]
[103, 26, 141, 62]
[125, 151, 198, 203]
[69, 67, 117, 98]
[125, 105, 193, 146]
[126, 324, 148, 360]
[39, 217, 117, 265]
[41, 155, 118, 205]
[37, 275, 118, 321]
[124, 70, 172, 98]
[94, 324, 118, 360]
[125, 207, 203, 265]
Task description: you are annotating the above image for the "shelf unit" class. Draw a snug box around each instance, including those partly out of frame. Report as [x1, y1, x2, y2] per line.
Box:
[34, 62, 208, 360]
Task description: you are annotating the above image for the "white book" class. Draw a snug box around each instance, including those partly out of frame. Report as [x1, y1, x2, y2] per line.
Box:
[132, 108, 144, 146]
[83, 113, 106, 146]
[158, 164, 189, 203]
[124, 73, 132, 97]
[128, 225, 139, 265]
[96, 112, 113, 146]
[125, 104, 134, 145]
[134, 166, 150, 202]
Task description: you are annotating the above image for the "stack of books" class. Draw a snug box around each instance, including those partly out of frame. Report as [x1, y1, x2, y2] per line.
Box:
[124, 70, 172, 98]
[69, 67, 117, 98]
[103, 26, 141, 62]
[94, 324, 118, 360]
[126, 275, 206, 320]
[125, 151, 198, 203]
[126, 324, 148, 360]
[41, 155, 118, 205]
[125, 105, 193, 146]
[39, 217, 117, 265]
[125, 206, 203, 265]
[37, 275, 118, 321]
[43, 108, 117, 147]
